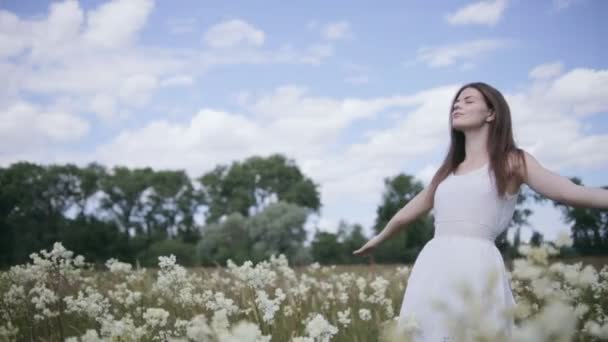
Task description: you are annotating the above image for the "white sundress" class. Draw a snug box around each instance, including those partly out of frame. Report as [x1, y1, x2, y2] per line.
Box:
[397, 162, 518, 341]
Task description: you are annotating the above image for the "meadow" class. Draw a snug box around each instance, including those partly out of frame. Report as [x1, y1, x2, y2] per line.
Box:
[1, 236, 607, 342]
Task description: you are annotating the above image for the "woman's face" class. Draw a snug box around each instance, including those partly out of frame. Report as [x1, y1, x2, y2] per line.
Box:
[451, 87, 494, 131]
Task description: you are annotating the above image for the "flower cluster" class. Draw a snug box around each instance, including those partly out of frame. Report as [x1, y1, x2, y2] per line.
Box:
[0, 238, 606, 341]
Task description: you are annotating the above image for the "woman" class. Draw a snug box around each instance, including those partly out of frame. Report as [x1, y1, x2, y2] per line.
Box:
[353, 82, 608, 341]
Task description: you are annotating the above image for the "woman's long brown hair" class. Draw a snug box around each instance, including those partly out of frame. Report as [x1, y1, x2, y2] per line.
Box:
[427, 82, 527, 202]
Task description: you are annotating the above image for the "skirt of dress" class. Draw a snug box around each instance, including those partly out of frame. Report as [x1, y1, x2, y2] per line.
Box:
[397, 235, 516, 342]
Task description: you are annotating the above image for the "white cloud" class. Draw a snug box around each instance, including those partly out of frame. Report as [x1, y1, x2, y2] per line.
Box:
[0, 0, 84, 60]
[546, 68, 608, 116]
[322, 21, 353, 41]
[0, 101, 89, 154]
[446, 0, 509, 26]
[95, 109, 262, 172]
[0, 2, 335, 120]
[90, 67, 608, 207]
[529, 61, 564, 79]
[118, 73, 159, 107]
[84, 0, 154, 49]
[203, 19, 265, 48]
[89, 93, 117, 121]
[0, 10, 28, 58]
[415, 39, 509, 68]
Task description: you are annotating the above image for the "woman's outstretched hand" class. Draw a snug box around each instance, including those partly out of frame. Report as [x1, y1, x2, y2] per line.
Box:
[353, 237, 381, 256]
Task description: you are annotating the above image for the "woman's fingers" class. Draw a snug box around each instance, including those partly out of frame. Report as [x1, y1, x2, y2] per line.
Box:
[353, 245, 371, 256]
[353, 239, 379, 256]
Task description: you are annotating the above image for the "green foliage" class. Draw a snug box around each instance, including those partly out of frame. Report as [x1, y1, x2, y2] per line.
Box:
[197, 154, 321, 224]
[534, 177, 608, 255]
[59, 216, 133, 266]
[196, 201, 310, 266]
[0, 156, 605, 270]
[137, 239, 197, 267]
[196, 213, 251, 266]
[310, 221, 369, 265]
[311, 231, 343, 264]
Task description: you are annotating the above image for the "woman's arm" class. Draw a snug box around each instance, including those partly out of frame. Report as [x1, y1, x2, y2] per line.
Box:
[519, 150, 608, 209]
[373, 185, 434, 245]
[353, 185, 433, 256]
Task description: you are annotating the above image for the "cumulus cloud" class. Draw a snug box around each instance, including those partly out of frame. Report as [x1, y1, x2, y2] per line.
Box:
[83, 0, 154, 49]
[529, 61, 564, 79]
[545, 68, 608, 117]
[118, 74, 159, 107]
[94, 109, 262, 172]
[203, 19, 265, 48]
[0, 0, 341, 157]
[446, 0, 509, 26]
[0, 101, 89, 154]
[414, 39, 510, 68]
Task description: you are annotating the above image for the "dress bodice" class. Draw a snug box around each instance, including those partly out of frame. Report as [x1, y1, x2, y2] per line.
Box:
[432, 162, 519, 241]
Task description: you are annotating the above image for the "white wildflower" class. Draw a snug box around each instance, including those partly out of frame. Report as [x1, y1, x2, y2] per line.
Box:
[204, 291, 240, 316]
[305, 314, 338, 342]
[227, 259, 277, 290]
[211, 309, 230, 334]
[105, 258, 132, 273]
[555, 231, 573, 248]
[80, 329, 103, 342]
[254, 288, 286, 323]
[185, 314, 213, 341]
[359, 308, 372, 321]
[578, 265, 598, 287]
[143, 308, 170, 328]
[337, 308, 351, 327]
[309, 262, 320, 271]
[218, 320, 270, 342]
[583, 320, 608, 339]
[64, 286, 110, 320]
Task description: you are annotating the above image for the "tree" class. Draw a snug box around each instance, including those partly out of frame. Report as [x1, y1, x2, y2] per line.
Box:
[310, 230, 343, 264]
[0, 163, 76, 266]
[196, 213, 251, 266]
[196, 201, 310, 265]
[99, 167, 156, 246]
[197, 154, 321, 224]
[145, 170, 198, 242]
[544, 177, 608, 255]
[247, 201, 309, 263]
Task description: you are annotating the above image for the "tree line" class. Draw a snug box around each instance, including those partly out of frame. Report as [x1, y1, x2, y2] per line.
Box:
[1, 154, 606, 268]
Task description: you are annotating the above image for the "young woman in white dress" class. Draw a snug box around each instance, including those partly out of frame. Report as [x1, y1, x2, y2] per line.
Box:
[353, 82, 608, 341]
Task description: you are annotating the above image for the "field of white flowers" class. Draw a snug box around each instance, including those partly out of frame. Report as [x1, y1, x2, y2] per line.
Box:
[1, 234, 607, 342]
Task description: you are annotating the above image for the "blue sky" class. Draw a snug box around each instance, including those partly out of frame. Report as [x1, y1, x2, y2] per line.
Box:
[1, 0, 606, 243]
